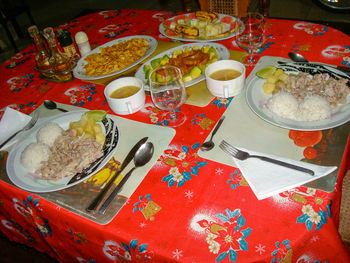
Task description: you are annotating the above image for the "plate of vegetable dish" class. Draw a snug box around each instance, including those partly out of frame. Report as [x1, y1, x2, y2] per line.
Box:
[159, 11, 242, 42]
[135, 43, 230, 90]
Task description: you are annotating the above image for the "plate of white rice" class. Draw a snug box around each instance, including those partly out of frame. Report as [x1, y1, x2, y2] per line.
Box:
[6, 110, 119, 193]
[246, 76, 350, 131]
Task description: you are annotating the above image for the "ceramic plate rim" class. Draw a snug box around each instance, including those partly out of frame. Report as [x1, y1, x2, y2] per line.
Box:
[73, 35, 158, 80]
[134, 42, 230, 90]
[6, 110, 119, 193]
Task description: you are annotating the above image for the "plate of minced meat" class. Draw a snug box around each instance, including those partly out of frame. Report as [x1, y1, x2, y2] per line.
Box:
[6, 110, 119, 192]
[246, 64, 350, 131]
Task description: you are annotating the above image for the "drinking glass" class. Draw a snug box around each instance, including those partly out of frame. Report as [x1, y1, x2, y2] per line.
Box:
[149, 65, 187, 127]
[235, 12, 264, 66]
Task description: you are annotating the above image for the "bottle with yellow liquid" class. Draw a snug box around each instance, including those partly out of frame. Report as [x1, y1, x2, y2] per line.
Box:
[28, 25, 51, 77]
[43, 27, 73, 81]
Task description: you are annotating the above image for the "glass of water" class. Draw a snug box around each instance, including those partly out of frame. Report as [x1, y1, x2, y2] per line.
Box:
[235, 12, 264, 66]
[149, 65, 187, 127]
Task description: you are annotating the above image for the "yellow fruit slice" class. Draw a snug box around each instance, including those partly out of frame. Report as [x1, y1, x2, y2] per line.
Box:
[256, 66, 277, 79]
[85, 110, 107, 122]
[263, 82, 275, 94]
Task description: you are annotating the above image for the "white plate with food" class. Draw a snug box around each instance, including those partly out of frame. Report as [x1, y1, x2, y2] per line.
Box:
[135, 42, 230, 90]
[6, 110, 119, 193]
[246, 66, 350, 131]
[73, 35, 157, 81]
[159, 12, 242, 42]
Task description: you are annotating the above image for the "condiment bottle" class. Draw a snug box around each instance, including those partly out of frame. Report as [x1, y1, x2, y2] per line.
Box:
[27, 25, 51, 77]
[75, 31, 91, 57]
[43, 27, 73, 81]
[57, 29, 80, 62]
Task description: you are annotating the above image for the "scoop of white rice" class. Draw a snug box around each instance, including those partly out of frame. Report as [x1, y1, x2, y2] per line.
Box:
[20, 143, 51, 172]
[37, 122, 63, 147]
[267, 91, 299, 120]
[267, 91, 331, 121]
[297, 95, 331, 121]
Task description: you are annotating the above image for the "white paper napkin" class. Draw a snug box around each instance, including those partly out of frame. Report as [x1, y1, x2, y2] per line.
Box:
[0, 107, 32, 150]
[228, 146, 337, 200]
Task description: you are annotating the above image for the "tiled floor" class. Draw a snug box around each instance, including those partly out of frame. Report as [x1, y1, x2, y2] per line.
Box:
[0, 0, 350, 262]
[0, 233, 58, 263]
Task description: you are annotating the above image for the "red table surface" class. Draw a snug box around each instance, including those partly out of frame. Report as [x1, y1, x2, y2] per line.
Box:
[0, 9, 350, 262]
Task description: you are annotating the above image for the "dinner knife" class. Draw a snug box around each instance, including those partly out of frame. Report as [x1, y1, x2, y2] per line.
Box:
[86, 136, 148, 212]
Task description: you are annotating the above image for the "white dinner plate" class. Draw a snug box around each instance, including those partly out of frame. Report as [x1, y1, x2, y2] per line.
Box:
[6, 110, 119, 193]
[135, 42, 230, 90]
[73, 35, 157, 81]
[246, 73, 350, 131]
[159, 13, 241, 42]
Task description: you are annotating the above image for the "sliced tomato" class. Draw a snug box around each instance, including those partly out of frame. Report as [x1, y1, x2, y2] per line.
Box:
[173, 14, 188, 23]
[162, 20, 172, 28]
[220, 16, 233, 24]
[229, 21, 238, 31]
[188, 13, 196, 19]
[165, 28, 179, 36]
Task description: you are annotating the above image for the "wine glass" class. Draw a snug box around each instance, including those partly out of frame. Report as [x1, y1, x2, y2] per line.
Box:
[235, 12, 264, 66]
[149, 65, 187, 127]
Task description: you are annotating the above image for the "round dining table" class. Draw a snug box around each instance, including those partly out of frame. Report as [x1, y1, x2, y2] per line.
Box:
[0, 8, 349, 262]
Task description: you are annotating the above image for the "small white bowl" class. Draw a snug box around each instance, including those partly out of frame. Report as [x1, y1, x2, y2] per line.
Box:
[104, 77, 145, 115]
[205, 60, 246, 98]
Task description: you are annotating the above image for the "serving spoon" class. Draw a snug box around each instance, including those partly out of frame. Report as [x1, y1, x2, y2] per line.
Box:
[288, 52, 308, 63]
[200, 115, 225, 151]
[288, 52, 350, 74]
[98, 141, 154, 214]
[43, 100, 68, 112]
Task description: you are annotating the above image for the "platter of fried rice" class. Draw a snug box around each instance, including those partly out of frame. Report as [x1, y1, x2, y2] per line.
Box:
[73, 35, 157, 81]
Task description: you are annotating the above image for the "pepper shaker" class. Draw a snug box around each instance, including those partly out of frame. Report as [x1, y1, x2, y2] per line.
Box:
[57, 29, 80, 62]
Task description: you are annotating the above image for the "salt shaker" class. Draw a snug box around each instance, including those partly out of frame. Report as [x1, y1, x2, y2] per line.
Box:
[75, 31, 91, 57]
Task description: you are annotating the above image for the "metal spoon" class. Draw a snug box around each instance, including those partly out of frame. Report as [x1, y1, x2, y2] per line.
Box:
[200, 115, 225, 152]
[98, 141, 154, 214]
[0, 110, 40, 149]
[288, 52, 308, 62]
[43, 100, 68, 112]
[288, 52, 350, 74]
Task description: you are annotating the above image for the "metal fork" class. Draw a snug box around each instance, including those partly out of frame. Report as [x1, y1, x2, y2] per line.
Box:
[0, 110, 40, 149]
[219, 140, 314, 176]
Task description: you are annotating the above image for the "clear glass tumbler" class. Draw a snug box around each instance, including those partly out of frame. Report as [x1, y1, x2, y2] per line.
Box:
[149, 65, 187, 127]
[235, 12, 264, 66]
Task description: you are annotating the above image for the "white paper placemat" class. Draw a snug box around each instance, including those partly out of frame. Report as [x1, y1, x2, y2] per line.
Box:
[198, 56, 348, 192]
[3, 102, 176, 225]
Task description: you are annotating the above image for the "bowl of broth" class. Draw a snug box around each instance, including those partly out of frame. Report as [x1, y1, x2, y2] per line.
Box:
[110, 85, 141, 99]
[205, 60, 246, 98]
[104, 77, 145, 115]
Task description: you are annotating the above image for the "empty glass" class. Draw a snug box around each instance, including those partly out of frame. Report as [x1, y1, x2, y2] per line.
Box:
[235, 12, 264, 66]
[149, 66, 186, 127]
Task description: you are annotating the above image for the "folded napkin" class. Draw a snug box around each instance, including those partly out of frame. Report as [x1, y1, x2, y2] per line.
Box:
[229, 147, 337, 200]
[0, 107, 32, 150]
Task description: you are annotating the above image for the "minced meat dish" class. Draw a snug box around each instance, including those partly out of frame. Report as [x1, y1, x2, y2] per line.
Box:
[37, 129, 103, 180]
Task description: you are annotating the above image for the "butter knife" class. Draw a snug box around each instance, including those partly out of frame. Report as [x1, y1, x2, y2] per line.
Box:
[86, 137, 148, 212]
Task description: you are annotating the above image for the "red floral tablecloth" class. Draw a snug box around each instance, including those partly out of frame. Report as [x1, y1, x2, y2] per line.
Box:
[0, 9, 350, 262]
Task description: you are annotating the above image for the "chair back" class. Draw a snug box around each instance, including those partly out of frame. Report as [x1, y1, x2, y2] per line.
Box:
[198, 0, 251, 16]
